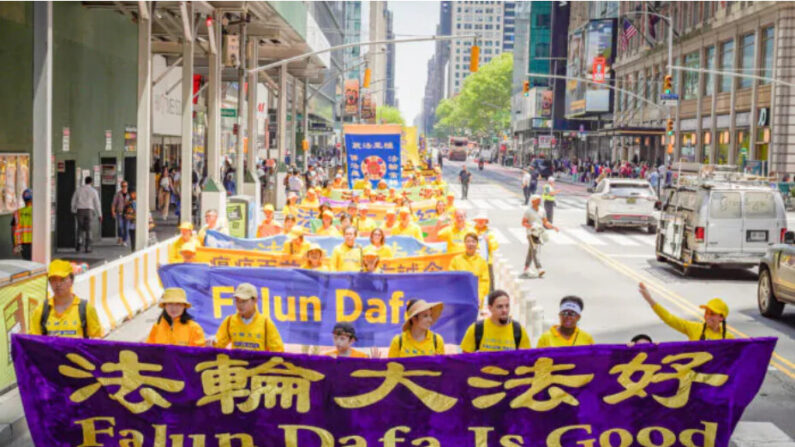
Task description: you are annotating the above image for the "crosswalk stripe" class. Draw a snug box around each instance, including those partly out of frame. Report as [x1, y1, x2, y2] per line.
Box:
[603, 234, 639, 246]
[490, 228, 509, 244]
[547, 230, 577, 245]
[470, 199, 492, 210]
[567, 228, 607, 246]
[492, 199, 515, 211]
[455, 201, 473, 210]
[508, 228, 528, 243]
[631, 235, 656, 246]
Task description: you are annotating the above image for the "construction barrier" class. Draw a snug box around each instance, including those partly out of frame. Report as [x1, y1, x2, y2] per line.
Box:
[72, 237, 175, 333]
[492, 251, 543, 340]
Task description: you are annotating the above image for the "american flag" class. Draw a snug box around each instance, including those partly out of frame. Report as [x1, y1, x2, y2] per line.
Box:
[619, 18, 638, 51]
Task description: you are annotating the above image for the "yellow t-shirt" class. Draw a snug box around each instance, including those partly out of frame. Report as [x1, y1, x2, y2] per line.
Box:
[381, 221, 398, 234]
[214, 313, 284, 351]
[169, 236, 200, 263]
[475, 228, 499, 264]
[30, 296, 103, 338]
[652, 303, 734, 340]
[301, 198, 320, 208]
[390, 223, 423, 240]
[283, 204, 299, 218]
[146, 317, 206, 347]
[449, 252, 489, 305]
[331, 244, 363, 272]
[352, 179, 370, 190]
[437, 223, 475, 253]
[283, 240, 311, 257]
[537, 326, 595, 348]
[300, 262, 328, 271]
[356, 217, 378, 233]
[324, 348, 369, 358]
[316, 225, 342, 237]
[460, 318, 531, 352]
[388, 330, 445, 357]
[369, 244, 394, 260]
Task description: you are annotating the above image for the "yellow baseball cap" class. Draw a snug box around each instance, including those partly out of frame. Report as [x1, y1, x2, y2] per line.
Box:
[322, 210, 335, 219]
[305, 243, 326, 256]
[159, 288, 191, 308]
[178, 222, 194, 231]
[263, 204, 275, 212]
[362, 246, 379, 257]
[48, 259, 73, 278]
[234, 283, 258, 300]
[288, 227, 305, 240]
[700, 298, 729, 318]
[179, 241, 197, 254]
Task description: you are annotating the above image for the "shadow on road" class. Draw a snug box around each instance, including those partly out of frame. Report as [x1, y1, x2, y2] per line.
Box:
[740, 307, 795, 336]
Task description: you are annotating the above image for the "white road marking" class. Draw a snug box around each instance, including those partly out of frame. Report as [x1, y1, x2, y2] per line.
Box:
[470, 199, 492, 210]
[492, 199, 515, 211]
[490, 228, 510, 244]
[455, 201, 473, 210]
[547, 230, 577, 245]
[603, 234, 640, 246]
[731, 421, 794, 446]
[508, 228, 529, 243]
[630, 235, 656, 246]
[567, 228, 607, 246]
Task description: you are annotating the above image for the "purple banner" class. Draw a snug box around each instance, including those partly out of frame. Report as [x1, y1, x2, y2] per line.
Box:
[13, 335, 774, 446]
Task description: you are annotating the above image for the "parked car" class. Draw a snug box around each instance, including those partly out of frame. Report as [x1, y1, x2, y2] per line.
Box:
[586, 179, 658, 233]
[758, 231, 795, 318]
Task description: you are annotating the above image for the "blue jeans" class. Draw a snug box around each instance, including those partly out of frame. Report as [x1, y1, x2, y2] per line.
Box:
[116, 217, 128, 241]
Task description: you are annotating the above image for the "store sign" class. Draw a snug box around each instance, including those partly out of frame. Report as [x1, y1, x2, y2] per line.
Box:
[538, 135, 552, 149]
[758, 108, 769, 127]
[152, 55, 183, 136]
[62, 128, 70, 152]
[592, 56, 606, 83]
[104, 130, 112, 151]
[221, 108, 237, 118]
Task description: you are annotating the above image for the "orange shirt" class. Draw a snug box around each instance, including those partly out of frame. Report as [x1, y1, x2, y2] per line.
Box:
[323, 348, 369, 358]
[257, 220, 282, 237]
[146, 317, 206, 347]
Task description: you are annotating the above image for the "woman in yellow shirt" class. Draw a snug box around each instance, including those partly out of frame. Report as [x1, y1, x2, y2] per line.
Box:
[537, 296, 595, 347]
[388, 299, 445, 357]
[316, 210, 342, 237]
[331, 225, 363, 272]
[282, 214, 296, 235]
[283, 192, 300, 218]
[638, 282, 733, 340]
[368, 228, 393, 260]
[146, 288, 206, 347]
[301, 243, 328, 271]
[283, 227, 311, 257]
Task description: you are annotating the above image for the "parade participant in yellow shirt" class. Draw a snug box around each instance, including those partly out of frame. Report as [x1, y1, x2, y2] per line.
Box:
[437, 209, 474, 253]
[353, 173, 372, 190]
[638, 282, 734, 340]
[302, 188, 320, 208]
[338, 212, 353, 233]
[284, 192, 300, 218]
[473, 211, 499, 291]
[178, 240, 198, 263]
[449, 232, 490, 307]
[361, 246, 383, 273]
[381, 209, 398, 234]
[214, 283, 284, 351]
[324, 322, 369, 358]
[363, 185, 375, 202]
[386, 188, 398, 203]
[402, 174, 418, 189]
[356, 204, 377, 234]
[331, 225, 363, 272]
[169, 222, 200, 263]
[346, 201, 358, 223]
[391, 207, 423, 240]
[388, 299, 445, 357]
[331, 174, 346, 189]
[282, 214, 296, 235]
[30, 260, 103, 338]
[197, 209, 228, 243]
[301, 243, 328, 271]
[537, 296, 595, 347]
[368, 228, 394, 260]
[256, 204, 282, 237]
[431, 167, 446, 186]
[146, 287, 205, 347]
[316, 210, 342, 237]
[445, 192, 457, 216]
[460, 289, 531, 352]
[283, 227, 311, 257]
[434, 199, 451, 228]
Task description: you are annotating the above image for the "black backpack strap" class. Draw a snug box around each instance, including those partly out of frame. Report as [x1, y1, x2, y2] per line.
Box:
[474, 321, 485, 351]
[433, 332, 438, 350]
[512, 320, 522, 348]
[398, 333, 403, 350]
[40, 300, 50, 336]
[78, 299, 88, 338]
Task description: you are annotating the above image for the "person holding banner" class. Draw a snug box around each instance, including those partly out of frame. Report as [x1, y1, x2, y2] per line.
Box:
[338, 213, 353, 232]
[213, 283, 284, 352]
[325, 322, 368, 358]
[197, 209, 227, 244]
[368, 228, 394, 260]
[283, 227, 311, 257]
[537, 296, 595, 347]
[388, 299, 446, 357]
[346, 202, 358, 221]
[169, 222, 199, 263]
[256, 204, 282, 238]
[178, 241, 197, 263]
[284, 192, 300, 218]
[391, 207, 423, 240]
[450, 232, 490, 308]
[282, 214, 296, 235]
[638, 282, 733, 340]
[361, 246, 383, 273]
[356, 204, 377, 234]
[317, 210, 342, 237]
[331, 173, 345, 189]
[352, 172, 372, 190]
[460, 290, 531, 352]
[146, 288, 206, 347]
[381, 209, 398, 234]
[30, 259, 103, 339]
[434, 199, 452, 228]
[301, 244, 328, 271]
[437, 209, 474, 253]
[331, 226, 364, 272]
[473, 212, 499, 292]
[302, 188, 320, 208]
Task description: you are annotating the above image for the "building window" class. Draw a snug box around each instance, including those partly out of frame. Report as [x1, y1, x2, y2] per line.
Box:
[738, 33, 754, 89]
[719, 40, 734, 93]
[704, 46, 715, 96]
[536, 14, 550, 27]
[760, 26, 774, 84]
[534, 43, 549, 58]
[683, 52, 699, 100]
[651, 68, 659, 101]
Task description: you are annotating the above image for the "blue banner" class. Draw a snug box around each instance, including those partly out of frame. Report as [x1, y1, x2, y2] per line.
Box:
[157, 264, 479, 346]
[345, 131, 402, 189]
[204, 230, 447, 256]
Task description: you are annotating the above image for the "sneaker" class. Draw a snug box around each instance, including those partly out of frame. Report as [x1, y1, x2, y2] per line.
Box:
[538, 269, 546, 278]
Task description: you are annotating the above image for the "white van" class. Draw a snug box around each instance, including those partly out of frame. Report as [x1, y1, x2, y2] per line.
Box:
[656, 182, 787, 274]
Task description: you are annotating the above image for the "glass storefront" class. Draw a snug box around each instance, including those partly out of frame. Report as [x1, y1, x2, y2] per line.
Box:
[735, 129, 751, 165]
[716, 130, 730, 165]
[701, 130, 711, 163]
[756, 127, 770, 162]
[680, 132, 696, 162]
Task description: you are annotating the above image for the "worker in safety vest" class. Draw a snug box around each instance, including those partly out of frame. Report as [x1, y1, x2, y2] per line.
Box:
[542, 177, 558, 223]
[12, 189, 33, 260]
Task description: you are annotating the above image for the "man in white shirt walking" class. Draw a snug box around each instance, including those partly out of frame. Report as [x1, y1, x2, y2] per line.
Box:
[521, 169, 532, 205]
[71, 176, 102, 253]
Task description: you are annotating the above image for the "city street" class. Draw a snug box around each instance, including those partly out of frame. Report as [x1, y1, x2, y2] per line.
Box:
[444, 158, 795, 443]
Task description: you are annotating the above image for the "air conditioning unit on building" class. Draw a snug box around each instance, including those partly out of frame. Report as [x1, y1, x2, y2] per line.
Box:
[223, 34, 240, 67]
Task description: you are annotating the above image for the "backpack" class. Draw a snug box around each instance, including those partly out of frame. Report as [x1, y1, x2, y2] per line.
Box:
[474, 320, 522, 350]
[399, 332, 440, 352]
[41, 299, 88, 338]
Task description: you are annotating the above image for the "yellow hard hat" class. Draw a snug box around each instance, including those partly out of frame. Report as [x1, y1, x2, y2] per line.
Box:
[48, 259, 73, 278]
[700, 298, 729, 318]
[159, 288, 191, 308]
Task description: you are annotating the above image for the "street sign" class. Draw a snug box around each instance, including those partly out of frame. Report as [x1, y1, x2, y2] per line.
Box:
[660, 93, 679, 101]
[221, 108, 237, 118]
[661, 99, 679, 106]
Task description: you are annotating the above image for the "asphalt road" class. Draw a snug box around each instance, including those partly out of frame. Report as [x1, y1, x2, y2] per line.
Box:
[443, 158, 795, 445]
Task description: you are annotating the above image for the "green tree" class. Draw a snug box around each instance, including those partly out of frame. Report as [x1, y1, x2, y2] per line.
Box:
[376, 105, 405, 125]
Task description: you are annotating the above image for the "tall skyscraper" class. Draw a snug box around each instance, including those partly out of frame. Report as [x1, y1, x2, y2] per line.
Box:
[502, 1, 516, 51]
[420, 1, 452, 135]
[385, 9, 397, 107]
[343, 1, 362, 82]
[367, 1, 388, 107]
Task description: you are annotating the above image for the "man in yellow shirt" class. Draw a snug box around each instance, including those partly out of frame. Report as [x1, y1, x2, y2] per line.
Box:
[391, 207, 423, 240]
[356, 204, 377, 233]
[30, 259, 103, 338]
[352, 172, 372, 190]
[316, 210, 342, 236]
[283, 227, 311, 257]
[256, 204, 282, 237]
[638, 282, 734, 340]
[381, 209, 398, 233]
[331, 225, 363, 272]
[169, 222, 200, 263]
[437, 209, 474, 253]
[473, 212, 498, 292]
[214, 283, 284, 351]
[460, 290, 530, 352]
[449, 232, 489, 307]
[302, 188, 320, 208]
[537, 296, 595, 347]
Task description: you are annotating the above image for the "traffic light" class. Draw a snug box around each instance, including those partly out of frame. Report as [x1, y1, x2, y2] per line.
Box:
[663, 75, 673, 95]
[666, 118, 674, 136]
[470, 45, 479, 72]
[302, 139, 309, 152]
[522, 80, 530, 96]
[363, 68, 371, 89]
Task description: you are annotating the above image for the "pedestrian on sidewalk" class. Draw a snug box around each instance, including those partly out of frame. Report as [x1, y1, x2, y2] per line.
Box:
[71, 176, 102, 253]
[158, 167, 172, 219]
[537, 296, 595, 347]
[521, 169, 532, 205]
[459, 165, 472, 200]
[521, 195, 558, 278]
[638, 282, 733, 340]
[124, 191, 137, 251]
[460, 289, 531, 352]
[111, 180, 131, 246]
[542, 176, 558, 223]
[12, 189, 33, 260]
